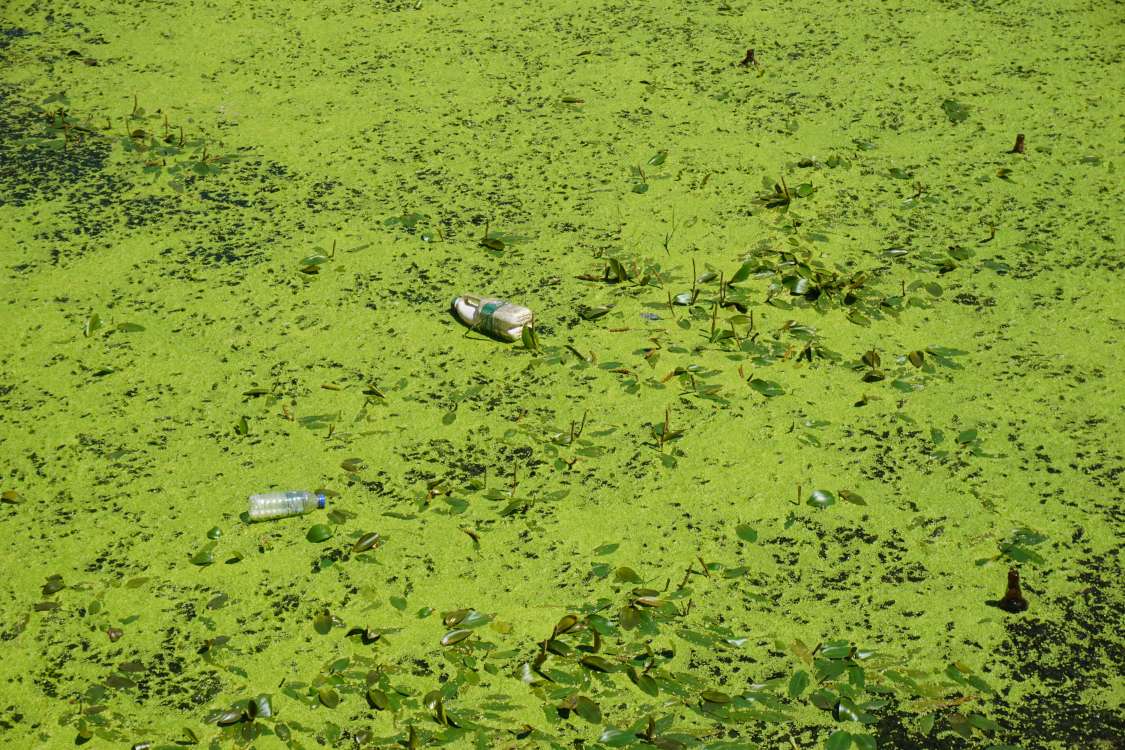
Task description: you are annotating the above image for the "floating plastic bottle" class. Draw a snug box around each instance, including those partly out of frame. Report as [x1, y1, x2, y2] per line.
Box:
[452, 295, 533, 341]
[248, 490, 325, 522]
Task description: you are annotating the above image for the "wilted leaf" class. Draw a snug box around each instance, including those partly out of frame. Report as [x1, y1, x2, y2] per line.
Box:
[947, 713, 972, 738]
[967, 715, 1003, 731]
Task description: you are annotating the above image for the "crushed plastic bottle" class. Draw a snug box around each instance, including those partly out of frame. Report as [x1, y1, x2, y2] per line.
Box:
[248, 490, 325, 522]
[452, 294, 533, 341]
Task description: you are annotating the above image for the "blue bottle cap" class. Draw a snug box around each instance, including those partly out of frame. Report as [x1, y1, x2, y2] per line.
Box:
[316, 494, 326, 508]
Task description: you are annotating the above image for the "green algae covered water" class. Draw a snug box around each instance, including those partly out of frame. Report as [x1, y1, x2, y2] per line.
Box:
[1, 0, 1123, 747]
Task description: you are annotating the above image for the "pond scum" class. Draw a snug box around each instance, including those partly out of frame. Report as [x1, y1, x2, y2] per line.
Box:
[1, 0, 1123, 748]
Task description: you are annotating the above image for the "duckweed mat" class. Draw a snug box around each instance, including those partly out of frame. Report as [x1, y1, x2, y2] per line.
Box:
[2, 0, 1124, 748]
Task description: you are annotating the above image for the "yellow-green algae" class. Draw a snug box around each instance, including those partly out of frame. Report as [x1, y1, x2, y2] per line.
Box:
[1, 0, 1123, 747]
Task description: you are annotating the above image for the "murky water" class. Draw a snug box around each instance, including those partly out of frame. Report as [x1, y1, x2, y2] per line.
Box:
[2, 0, 1123, 747]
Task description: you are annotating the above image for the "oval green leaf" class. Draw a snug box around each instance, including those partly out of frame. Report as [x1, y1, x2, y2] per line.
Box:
[807, 490, 836, 508]
[352, 532, 380, 553]
[620, 605, 642, 631]
[580, 655, 617, 672]
[615, 566, 642, 583]
[440, 629, 472, 646]
[825, 730, 852, 750]
[788, 670, 810, 699]
[318, 688, 339, 709]
[575, 695, 602, 724]
[306, 524, 333, 543]
[701, 690, 732, 704]
[367, 688, 389, 710]
[598, 728, 635, 747]
[735, 524, 758, 543]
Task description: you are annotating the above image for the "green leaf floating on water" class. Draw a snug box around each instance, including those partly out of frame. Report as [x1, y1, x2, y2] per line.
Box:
[853, 735, 877, 750]
[598, 727, 635, 747]
[575, 695, 601, 724]
[367, 688, 389, 710]
[789, 670, 810, 699]
[807, 490, 836, 508]
[440, 629, 472, 646]
[700, 690, 732, 704]
[748, 379, 783, 397]
[615, 566, 642, 583]
[306, 524, 333, 543]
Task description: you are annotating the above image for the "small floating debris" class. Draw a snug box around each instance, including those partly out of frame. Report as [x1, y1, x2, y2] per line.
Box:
[998, 568, 1029, 613]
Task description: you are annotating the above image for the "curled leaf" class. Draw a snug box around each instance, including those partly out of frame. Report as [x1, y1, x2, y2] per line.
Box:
[352, 532, 380, 553]
[441, 629, 472, 646]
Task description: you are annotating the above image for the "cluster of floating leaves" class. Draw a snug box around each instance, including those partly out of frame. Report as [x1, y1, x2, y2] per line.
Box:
[15, 93, 237, 192]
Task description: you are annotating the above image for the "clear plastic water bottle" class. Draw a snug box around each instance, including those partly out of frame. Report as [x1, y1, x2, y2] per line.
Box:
[247, 490, 325, 521]
[453, 294, 534, 341]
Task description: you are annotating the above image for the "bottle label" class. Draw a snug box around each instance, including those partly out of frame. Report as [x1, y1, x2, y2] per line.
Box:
[477, 300, 512, 337]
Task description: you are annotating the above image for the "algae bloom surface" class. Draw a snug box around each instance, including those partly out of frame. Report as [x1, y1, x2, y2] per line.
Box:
[1, 0, 1123, 747]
